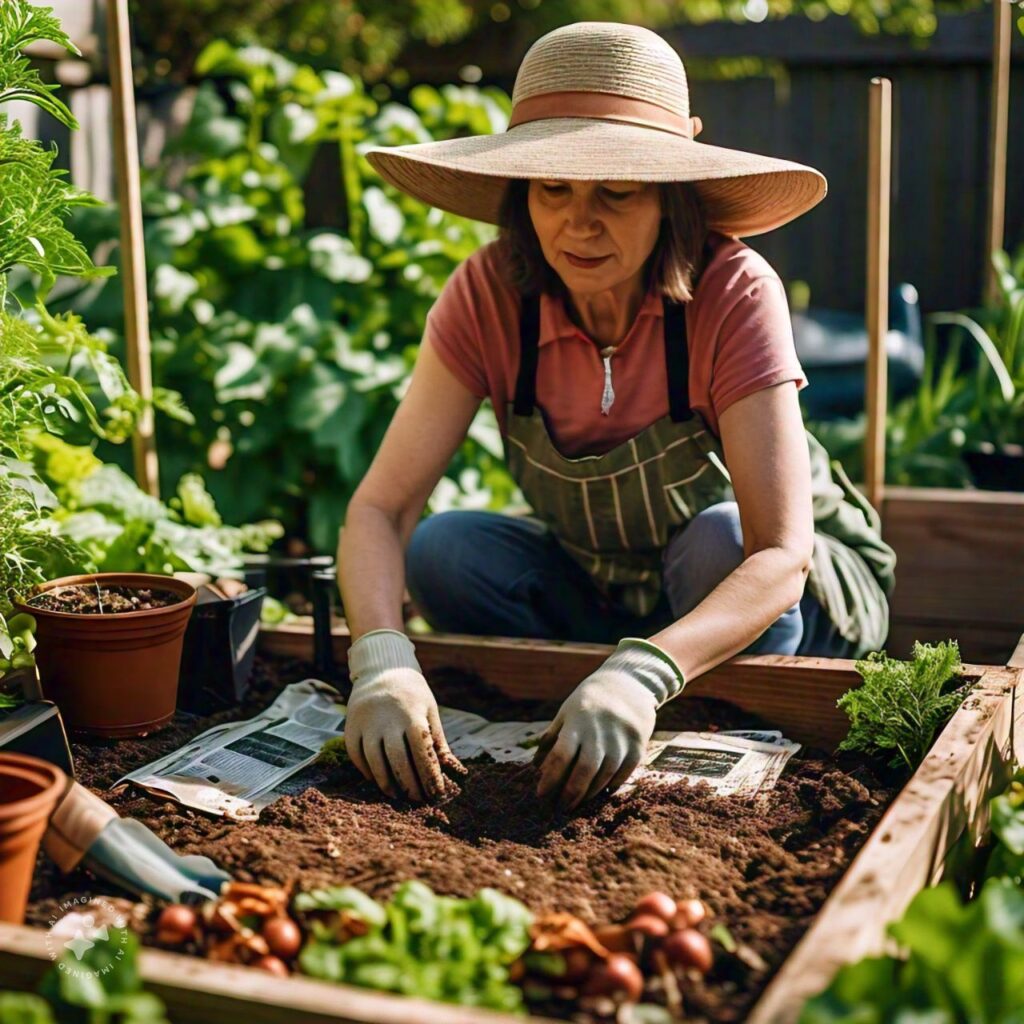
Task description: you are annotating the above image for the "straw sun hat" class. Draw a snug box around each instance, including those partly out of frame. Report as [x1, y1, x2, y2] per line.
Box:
[365, 22, 827, 237]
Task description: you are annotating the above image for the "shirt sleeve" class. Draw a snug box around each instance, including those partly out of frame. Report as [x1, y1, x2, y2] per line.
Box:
[710, 274, 807, 422]
[423, 259, 490, 399]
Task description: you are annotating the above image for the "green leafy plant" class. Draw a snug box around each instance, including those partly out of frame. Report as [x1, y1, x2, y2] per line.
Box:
[0, 928, 169, 1024]
[801, 764, 1024, 1023]
[837, 640, 967, 772]
[0, 2, 280, 681]
[984, 770, 1024, 886]
[799, 877, 1024, 1024]
[58, 42, 520, 552]
[295, 880, 533, 1011]
[807, 244, 1024, 489]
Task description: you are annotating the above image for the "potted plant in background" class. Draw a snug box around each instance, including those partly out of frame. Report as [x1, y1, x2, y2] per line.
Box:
[13, 573, 197, 737]
[0, 2, 281, 732]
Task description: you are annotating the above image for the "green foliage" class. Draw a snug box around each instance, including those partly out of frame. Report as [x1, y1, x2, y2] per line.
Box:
[0, 928, 169, 1024]
[0, 0, 79, 126]
[801, 765, 1024, 1023]
[985, 771, 1024, 885]
[32, 435, 282, 578]
[800, 878, 1024, 1024]
[60, 42, 520, 552]
[0, 0, 123, 674]
[837, 641, 967, 772]
[124, 0, 994, 89]
[296, 880, 533, 1011]
[0, 2, 279, 679]
[807, 245, 1024, 489]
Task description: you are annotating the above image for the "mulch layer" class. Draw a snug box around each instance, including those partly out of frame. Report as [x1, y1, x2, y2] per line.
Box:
[26, 652, 898, 1022]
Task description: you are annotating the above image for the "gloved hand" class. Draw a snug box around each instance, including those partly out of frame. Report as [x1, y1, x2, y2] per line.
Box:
[43, 782, 229, 902]
[345, 629, 465, 802]
[534, 638, 686, 811]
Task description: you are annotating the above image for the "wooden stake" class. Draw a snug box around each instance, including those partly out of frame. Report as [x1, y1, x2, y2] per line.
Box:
[984, 0, 1012, 304]
[865, 78, 892, 515]
[106, 0, 159, 497]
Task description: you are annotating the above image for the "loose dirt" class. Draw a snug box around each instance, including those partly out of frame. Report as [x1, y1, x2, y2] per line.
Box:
[26, 584, 183, 614]
[26, 653, 897, 1021]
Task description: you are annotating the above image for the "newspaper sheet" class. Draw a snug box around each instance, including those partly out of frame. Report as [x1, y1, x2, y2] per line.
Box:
[116, 680, 345, 820]
[119, 683, 798, 819]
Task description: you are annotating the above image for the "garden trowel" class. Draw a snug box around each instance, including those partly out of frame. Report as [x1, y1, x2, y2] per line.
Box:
[43, 780, 230, 903]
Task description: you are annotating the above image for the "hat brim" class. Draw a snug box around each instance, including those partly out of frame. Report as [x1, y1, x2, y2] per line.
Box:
[365, 118, 826, 237]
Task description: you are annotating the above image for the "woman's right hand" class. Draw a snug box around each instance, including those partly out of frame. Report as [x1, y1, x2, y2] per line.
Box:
[344, 630, 464, 801]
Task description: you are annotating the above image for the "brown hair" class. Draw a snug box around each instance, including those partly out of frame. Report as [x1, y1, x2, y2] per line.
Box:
[495, 179, 708, 303]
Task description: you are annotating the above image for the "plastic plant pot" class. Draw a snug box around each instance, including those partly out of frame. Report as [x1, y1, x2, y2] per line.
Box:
[13, 573, 198, 738]
[0, 751, 66, 924]
[177, 585, 267, 713]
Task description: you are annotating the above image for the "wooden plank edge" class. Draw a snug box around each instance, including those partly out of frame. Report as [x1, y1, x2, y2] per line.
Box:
[0, 922, 559, 1024]
[882, 486, 1024, 507]
[747, 666, 1020, 1024]
[259, 621, 863, 687]
[259, 622, 866, 747]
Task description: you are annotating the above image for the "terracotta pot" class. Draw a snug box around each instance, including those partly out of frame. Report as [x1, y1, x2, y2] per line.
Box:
[0, 752, 66, 924]
[13, 573, 197, 738]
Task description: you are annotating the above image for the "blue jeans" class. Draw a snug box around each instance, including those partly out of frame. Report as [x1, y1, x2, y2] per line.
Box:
[405, 503, 854, 657]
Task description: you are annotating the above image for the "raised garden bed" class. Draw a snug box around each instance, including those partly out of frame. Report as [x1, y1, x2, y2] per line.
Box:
[1, 634, 1021, 1023]
[882, 486, 1024, 664]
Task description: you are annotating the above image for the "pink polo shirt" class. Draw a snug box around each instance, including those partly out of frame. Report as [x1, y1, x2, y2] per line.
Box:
[423, 232, 807, 458]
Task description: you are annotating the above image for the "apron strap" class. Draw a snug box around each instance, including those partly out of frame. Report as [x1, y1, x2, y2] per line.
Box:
[513, 292, 541, 415]
[663, 299, 693, 423]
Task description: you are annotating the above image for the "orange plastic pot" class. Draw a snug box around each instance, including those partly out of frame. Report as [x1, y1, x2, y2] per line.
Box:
[0, 752, 66, 924]
[13, 573, 197, 738]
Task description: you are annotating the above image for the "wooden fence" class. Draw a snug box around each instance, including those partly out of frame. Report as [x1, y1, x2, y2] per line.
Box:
[22, 6, 1024, 313]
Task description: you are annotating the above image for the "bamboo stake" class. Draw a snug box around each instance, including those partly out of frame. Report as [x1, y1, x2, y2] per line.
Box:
[984, 0, 1012, 304]
[105, 0, 159, 497]
[864, 78, 892, 516]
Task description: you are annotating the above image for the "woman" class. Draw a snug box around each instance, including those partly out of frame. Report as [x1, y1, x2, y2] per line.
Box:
[338, 22, 895, 811]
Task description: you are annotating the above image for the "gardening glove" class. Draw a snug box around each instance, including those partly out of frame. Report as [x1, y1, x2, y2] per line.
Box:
[534, 638, 686, 811]
[43, 781, 230, 903]
[345, 629, 465, 803]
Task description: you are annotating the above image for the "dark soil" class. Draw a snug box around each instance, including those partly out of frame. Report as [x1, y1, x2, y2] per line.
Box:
[27, 584, 183, 614]
[26, 653, 897, 1022]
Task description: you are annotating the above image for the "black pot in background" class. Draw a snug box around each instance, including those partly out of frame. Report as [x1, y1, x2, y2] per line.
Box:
[178, 586, 267, 713]
[964, 444, 1024, 491]
[0, 701, 74, 775]
[240, 554, 334, 613]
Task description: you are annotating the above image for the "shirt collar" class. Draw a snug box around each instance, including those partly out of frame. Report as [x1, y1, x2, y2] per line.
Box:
[538, 282, 665, 347]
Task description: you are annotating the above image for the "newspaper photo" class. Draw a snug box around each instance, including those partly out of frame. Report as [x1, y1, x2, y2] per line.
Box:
[118, 683, 799, 819]
[631, 729, 801, 797]
[435, 714, 800, 798]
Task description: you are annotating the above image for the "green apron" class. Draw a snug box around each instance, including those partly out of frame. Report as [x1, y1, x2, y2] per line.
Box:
[502, 289, 896, 658]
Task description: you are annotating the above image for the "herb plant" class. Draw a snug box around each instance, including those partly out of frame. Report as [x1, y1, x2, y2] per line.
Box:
[837, 640, 967, 772]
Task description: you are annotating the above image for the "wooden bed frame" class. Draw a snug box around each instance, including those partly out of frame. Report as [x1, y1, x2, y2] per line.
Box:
[3, 626, 1019, 1024]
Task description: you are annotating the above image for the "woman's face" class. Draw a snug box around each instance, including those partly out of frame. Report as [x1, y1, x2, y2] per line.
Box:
[527, 179, 662, 297]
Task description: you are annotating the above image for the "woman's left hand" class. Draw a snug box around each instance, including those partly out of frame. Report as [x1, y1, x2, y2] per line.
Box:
[533, 639, 685, 810]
